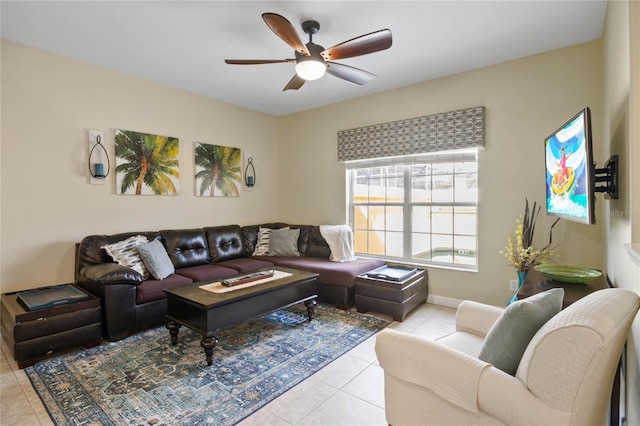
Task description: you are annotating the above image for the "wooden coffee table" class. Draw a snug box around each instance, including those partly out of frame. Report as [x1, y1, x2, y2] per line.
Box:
[164, 267, 318, 365]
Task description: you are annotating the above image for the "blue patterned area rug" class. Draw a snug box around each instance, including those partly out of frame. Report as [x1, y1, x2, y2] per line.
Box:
[26, 303, 390, 426]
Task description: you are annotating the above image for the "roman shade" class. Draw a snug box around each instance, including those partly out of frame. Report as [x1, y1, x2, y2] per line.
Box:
[337, 106, 485, 162]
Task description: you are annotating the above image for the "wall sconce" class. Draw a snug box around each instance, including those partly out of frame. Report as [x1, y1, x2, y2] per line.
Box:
[88, 129, 110, 184]
[245, 155, 256, 188]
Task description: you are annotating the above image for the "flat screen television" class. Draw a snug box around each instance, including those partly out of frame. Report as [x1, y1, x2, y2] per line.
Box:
[544, 107, 595, 224]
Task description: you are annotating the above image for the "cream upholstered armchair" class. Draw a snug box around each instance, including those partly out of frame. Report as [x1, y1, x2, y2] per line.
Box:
[375, 288, 639, 426]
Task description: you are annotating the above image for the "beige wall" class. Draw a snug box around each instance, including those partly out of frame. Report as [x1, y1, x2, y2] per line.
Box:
[603, 0, 640, 423]
[0, 40, 281, 293]
[278, 40, 605, 306]
[1, 38, 606, 304]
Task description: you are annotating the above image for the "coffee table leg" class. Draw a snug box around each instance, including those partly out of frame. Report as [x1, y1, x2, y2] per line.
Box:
[167, 321, 181, 345]
[201, 335, 219, 366]
[304, 298, 317, 322]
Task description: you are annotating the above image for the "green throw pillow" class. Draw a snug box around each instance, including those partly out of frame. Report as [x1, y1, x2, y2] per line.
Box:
[478, 287, 564, 375]
[137, 238, 175, 280]
[269, 228, 301, 257]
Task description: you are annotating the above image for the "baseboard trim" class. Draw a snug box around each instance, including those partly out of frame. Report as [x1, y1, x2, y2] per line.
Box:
[427, 294, 463, 309]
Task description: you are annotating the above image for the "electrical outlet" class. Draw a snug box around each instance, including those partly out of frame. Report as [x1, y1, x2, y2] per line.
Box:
[509, 279, 519, 291]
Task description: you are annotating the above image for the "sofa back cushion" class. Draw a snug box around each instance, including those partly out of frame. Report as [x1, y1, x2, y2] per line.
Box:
[305, 226, 331, 259]
[287, 225, 312, 255]
[160, 228, 210, 269]
[76, 231, 159, 277]
[204, 225, 246, 262]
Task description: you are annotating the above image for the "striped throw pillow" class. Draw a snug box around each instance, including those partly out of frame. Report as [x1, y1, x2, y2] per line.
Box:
[102, 235, 150, 279]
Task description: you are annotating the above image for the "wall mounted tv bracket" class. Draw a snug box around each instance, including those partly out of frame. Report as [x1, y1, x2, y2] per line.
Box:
[594, 155, 618, 199]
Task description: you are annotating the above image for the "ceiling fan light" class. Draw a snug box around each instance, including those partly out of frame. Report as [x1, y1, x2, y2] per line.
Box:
[295, 60, 326, 81]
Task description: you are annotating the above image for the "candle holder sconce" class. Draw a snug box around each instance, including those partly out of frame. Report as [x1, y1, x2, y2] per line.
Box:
[88, 129, 110, 185]
[244, 155, 256, 189]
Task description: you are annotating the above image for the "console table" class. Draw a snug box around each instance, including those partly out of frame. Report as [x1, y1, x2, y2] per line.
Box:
[517, 268, 609, 308]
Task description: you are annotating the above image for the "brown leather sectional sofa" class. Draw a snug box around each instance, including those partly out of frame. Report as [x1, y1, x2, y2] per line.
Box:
[75, 223, 384, 341]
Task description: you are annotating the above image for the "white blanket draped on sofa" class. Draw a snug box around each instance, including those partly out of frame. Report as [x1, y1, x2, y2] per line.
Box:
[319, 225, 357, 262]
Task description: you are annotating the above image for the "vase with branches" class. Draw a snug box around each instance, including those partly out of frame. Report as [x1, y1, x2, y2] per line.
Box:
[501, 198, 560, 304]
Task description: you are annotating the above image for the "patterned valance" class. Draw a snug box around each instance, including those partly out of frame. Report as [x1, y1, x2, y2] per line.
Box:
[337, 106, 485, 162]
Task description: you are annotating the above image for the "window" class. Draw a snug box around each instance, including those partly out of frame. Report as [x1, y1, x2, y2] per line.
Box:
[348, 149, 478, 270]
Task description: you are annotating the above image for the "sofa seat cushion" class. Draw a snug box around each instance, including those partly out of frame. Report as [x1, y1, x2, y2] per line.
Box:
[275, 257, 385, 287]
[436, 331, 486, 358]
[174, 264, 238, 282]
[217, 257, 274, 273]
[136, 274, 193, 304]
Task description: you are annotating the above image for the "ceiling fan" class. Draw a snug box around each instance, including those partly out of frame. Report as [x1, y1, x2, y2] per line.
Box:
[225, 13, 392, 91]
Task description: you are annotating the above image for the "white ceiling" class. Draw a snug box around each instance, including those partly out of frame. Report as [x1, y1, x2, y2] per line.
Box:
[1, 1, 607, 117]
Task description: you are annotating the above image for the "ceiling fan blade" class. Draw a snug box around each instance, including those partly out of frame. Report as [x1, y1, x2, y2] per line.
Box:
[321, 29, 392, 61]
[225, 59, 295, 65]
[326, 62, 376, 85]
[283, 74, 306, 91]
[262, 13, 310, 56]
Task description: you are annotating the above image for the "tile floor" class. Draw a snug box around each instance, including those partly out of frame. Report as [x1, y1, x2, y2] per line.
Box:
[0, 303, 456, 426]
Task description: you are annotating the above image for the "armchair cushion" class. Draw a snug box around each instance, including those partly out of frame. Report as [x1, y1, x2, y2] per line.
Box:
[478, 288, 564, 375]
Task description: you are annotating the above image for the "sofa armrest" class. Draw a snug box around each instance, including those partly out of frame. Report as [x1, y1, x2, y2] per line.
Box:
[376, 328, 489, 413]
[80, 263, 143, 285]
[455, 300, 503, 337]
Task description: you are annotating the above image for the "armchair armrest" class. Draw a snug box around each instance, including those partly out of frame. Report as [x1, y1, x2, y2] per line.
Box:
[376, 328, 489, 413]
[455, 300, 503, 337]
[80, 263, 143, 285]
[376, 329, 569, 425]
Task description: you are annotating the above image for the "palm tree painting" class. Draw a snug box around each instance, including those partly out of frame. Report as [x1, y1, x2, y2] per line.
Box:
[194, 143, 241, 197]
[115, 130, 179, 195]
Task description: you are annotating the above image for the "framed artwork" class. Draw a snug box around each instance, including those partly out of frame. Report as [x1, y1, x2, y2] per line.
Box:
[115, 130, 180, 195]
[194, 143, 242, 197]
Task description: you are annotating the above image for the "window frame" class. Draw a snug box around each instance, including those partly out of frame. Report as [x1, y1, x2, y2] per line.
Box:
[347, 149, 479, 272]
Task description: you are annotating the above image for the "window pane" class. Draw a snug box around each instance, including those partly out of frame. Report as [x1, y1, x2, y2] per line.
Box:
[431, 234, 453, 264]
[432, 162, 454, 174]
[353, 206, 368, 229]
[354, 229, 367, 253]
[412, 233, 431, 260]
[353, 177, 369, 202]
[432, 174, 454, 202]
[412, 206, 431, 233]
[455, 171, 477, 202]
[368, 230, 384, 255]
[411, 178, 430, 202]
[385, 231, 403, 257]
[453, 206, 476, 236]
[432, 207, 453, 234]
[454, 235, 476, 265]
[368, 206, 385, 230]
[386, 206, 403, 232]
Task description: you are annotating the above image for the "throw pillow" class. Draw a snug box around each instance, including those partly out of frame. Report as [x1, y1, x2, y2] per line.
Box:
[252, 227, 289, 256]
[478, 287, 564, 375]
[101, 235, 150, 280]
[137, 238, 175, 280]
[269, 228, 301, 257]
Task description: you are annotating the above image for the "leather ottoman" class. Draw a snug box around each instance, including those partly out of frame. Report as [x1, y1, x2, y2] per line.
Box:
[355, 267, 428, 321]
[1, 285, 102, 368]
